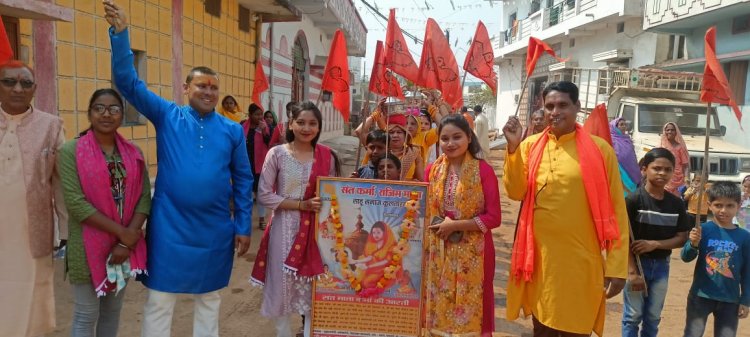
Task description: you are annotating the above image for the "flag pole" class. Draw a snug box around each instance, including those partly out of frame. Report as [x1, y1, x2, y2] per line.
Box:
[694, 102, 712, 229]
[514, 75, 531, 117]
[354, 92, 371, 172]
[628, 223, 649, 296]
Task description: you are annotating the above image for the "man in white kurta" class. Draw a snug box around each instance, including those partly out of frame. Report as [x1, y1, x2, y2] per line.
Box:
[473, 105, 490, 155]
[0, 62, 67, 336]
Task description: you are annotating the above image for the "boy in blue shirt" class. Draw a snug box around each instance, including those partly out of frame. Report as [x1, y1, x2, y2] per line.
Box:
[351, 130, 387, 179]
[682, 181, 750, 337]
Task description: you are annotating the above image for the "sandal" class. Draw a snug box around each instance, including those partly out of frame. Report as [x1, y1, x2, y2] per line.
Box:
[259, 217, 266, 230]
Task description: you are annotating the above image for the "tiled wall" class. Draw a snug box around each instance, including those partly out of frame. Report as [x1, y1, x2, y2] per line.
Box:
[17, 0, 260, 177]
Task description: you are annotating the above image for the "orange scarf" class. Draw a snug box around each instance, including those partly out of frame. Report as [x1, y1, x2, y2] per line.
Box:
[512, 125, 620, 282]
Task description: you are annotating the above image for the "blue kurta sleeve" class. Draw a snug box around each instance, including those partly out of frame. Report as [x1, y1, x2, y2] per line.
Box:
[109, 28, 174, 128]
[230, 126, 253, 236]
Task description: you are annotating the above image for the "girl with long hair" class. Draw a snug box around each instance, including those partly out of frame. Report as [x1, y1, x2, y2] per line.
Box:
[250, 101, 340, 337]
[423, 114, 502, 336]
[59, 89, 151, 336]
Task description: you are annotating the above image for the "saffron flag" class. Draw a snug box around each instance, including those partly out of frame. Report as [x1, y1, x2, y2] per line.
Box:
[384, 9, 420, 84]
[0, 18, 13, 63]
[370, 40, 405, 100]
[252, 58, 269, 111]
[464, 21, 498, 95]
[525, 37, 566, 77]
[321, 29, 351, 122]
[582, 103, 612, 146]
[417, 18, 462, 109]
[701, 26, 742, 124]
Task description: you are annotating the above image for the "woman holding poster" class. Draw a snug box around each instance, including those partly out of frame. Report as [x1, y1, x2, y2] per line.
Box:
[250, 102, 340, 337]
[424, 115, 502, 336]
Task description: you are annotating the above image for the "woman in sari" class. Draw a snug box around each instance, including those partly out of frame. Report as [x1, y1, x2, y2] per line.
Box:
[217, 95, 242, 123]
[424, 114, 502, 336]
[250, 101, 340, 337]
[661, 122, 690, 196]
[352, 221, 399, 289]
[58, 89, 151, 336]
[610, 117, 640, 195]
[406, 108, 439, 166]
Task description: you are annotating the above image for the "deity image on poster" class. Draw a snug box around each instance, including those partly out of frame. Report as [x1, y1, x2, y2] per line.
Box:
[315, 180, 424, 300]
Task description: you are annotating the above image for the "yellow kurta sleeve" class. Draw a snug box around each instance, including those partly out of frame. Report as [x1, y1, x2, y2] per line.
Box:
[594, 137, 630, 279]
[503, 135, 540, 201]
[424, 128, 438, 147]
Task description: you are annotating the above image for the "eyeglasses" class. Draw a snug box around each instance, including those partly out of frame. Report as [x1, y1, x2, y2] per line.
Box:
[91, 104, 123, 116]
[0, 78, 35, 89]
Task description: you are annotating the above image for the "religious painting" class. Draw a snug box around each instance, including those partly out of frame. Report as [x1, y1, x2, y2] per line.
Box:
[311, 177, 428, 337]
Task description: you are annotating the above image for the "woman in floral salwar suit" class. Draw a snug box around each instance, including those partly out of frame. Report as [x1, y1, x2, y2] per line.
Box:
[423, 115, 502, 336]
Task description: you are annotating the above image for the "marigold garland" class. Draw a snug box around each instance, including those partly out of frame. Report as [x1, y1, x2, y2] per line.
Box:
[330, 191, 420, 297]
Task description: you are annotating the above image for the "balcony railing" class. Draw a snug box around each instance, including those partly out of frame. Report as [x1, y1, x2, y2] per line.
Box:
[644, 0, 750, 31]
[502, 0, 597, 46]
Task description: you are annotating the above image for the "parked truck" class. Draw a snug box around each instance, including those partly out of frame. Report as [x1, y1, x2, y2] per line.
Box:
[559, 67, 750, 183]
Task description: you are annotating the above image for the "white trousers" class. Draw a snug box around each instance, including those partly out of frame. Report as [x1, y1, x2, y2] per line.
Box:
[141, 289, 221, 337]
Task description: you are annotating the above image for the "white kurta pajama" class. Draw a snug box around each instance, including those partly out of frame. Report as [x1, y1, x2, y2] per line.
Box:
[0, 109, 57, 337]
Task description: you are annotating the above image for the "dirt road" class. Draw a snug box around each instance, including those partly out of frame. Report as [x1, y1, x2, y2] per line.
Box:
[49, 148, 749, 336]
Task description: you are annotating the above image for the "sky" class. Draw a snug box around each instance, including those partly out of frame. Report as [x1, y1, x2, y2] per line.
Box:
[353, 0, 504, 83]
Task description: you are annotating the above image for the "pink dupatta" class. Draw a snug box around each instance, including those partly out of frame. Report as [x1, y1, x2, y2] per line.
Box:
[251, 144, 333, 285]
[76, 130, 147, 296]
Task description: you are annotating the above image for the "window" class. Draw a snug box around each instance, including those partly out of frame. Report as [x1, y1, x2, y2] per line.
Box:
[677, 0, 687, 5]
[621, 104, 635, 132]
[238, 6, 250, 32]
[205, 0, 221, 18]
[292, 36, 307, 102]
[666, 34, 687, 61]
[117, 50, 147, 125]
[1, 16, 19, 60]
[616, 22, 625, 33]
[732, 14, 750, 35]
[569, 38, 575, 48]
[652, 0, 661, 15]
[509, 12, 517, 29]
[724, 60, 748, 104]
[566, 0, 576, 9]
[530, 0, 541, 14]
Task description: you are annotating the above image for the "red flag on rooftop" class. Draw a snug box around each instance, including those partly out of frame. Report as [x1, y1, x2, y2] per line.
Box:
[701, 26, 742, 124]
[0, 18, 13, 64]
[384, 9, 420, 84]
[252, 58, 269, 111]
[370, 40, 405, 100]
[464, 21, 498, 95]
[525, 37, 566, 77]
[321, 29, 351, 122]
[582, 103, 612, 146]
[417, 18, 462, 109]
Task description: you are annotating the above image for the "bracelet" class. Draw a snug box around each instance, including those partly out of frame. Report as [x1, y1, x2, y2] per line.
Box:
[298, 200, 302, 210]
[117, 242, 131, 250]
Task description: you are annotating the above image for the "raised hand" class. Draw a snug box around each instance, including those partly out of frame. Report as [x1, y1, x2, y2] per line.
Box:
[503, 116, 523, 153]
[103, 0, 128, 33]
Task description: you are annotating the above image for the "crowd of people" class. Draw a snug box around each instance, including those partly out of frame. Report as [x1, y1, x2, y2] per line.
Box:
[1, 2, 750, 337]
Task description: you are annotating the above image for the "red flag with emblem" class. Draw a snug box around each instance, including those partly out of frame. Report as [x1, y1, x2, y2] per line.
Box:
[370, 40, 405, 100]
[384, 9, 420, 84]
[252, 58, 269, 111]
[0, 18, 12, 64]
[582, 103, 613, 145]
[417, 18, 462, 109]
[321, 29, 351, 122]
[526, 37, 566, 77]
[701, 26, 742, 124]
[464, 21, 498, 95]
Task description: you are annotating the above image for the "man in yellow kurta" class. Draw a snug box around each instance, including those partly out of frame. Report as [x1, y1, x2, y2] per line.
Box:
[502, 81, 629, 336]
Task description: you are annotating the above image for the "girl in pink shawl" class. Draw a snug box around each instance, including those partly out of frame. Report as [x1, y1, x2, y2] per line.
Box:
[58, 89, 151, 336]
[661, 122, 691, 196]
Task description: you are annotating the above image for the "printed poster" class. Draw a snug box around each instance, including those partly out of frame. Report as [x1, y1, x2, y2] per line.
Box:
[312, 177, 428, 337]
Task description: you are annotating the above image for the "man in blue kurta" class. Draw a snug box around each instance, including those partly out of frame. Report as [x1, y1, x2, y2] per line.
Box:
[104, 2, 253, 336]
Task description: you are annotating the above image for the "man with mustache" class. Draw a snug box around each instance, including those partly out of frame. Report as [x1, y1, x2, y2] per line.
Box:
[104, 2, 253, 336]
